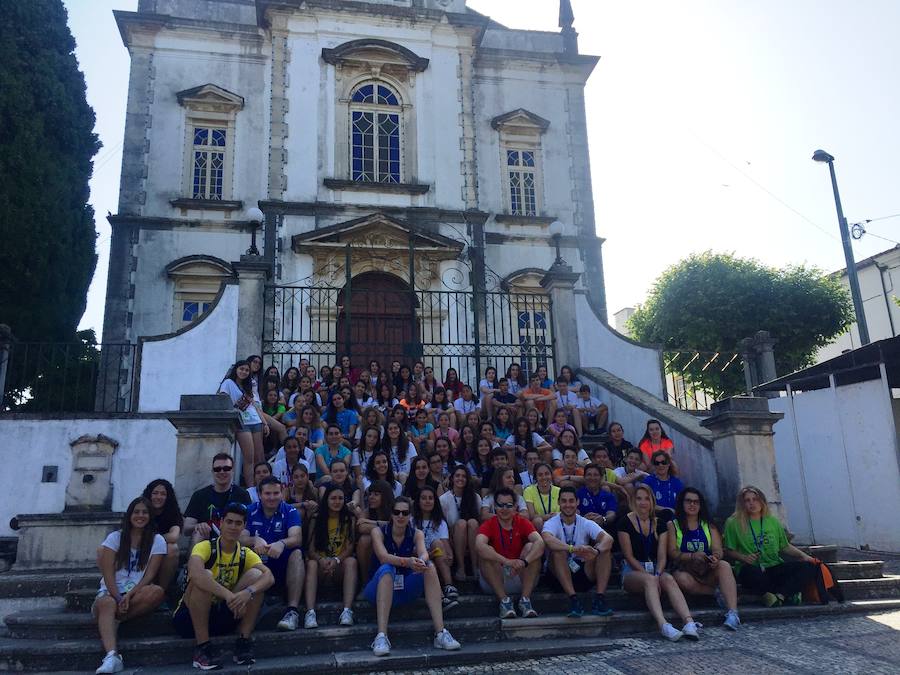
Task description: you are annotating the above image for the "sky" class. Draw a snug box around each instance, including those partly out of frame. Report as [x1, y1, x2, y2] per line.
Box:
[66, 0, 900, 337]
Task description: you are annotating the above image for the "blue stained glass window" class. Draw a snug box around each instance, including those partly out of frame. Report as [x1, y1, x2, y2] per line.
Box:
[533, 311, 546, 330]
[182, 302, 199, 322]
[518, 311, 530, 329]
[350, 82, 401, 183]
[192, 126, 227, 199]
[507, 150, 520, 166]
[506, 147, 538, 216]
[194, 128, 208, 145]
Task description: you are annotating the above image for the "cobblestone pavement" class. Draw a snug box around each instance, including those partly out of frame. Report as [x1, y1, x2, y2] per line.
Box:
[374, 610, 900, 675]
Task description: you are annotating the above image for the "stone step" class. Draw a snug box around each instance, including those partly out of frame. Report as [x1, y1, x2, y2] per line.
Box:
[9, 573, 900, 644]
[0, 569, 97, 599]
[3, 598, 899, 672]
[828, 560, 885, 580]
[799, 545, 838, 563]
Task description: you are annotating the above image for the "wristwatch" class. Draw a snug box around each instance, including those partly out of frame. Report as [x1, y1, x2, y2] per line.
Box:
[246, 586, 255, 599]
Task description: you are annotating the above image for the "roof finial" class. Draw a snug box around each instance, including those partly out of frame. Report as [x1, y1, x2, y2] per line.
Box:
[559, 0, 578, 53]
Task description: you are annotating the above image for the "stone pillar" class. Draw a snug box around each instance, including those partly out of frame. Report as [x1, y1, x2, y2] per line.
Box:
[167, 394, 241, 512]
[701, 396, 786, 521]
[541, 264, 582, 370]
[232, 255, 272, 361]
[753, 330, 778, 384]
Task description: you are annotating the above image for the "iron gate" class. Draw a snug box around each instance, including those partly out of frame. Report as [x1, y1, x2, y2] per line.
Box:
[263, 282, 555, 385]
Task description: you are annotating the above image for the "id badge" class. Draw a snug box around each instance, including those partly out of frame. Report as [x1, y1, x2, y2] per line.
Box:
[122, 581, 136, 593]
[393, 573, 405, 591]
[642, 562, 655, 574]
[568, 557, 581, 574]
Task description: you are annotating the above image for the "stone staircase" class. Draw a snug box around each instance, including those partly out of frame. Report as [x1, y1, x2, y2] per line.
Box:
[1, 545, 898, 673]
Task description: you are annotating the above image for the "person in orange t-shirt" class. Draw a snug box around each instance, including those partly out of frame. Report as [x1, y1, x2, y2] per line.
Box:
[519, 374, 556, 423]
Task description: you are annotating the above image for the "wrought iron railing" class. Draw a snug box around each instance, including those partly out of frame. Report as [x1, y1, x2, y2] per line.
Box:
[0, 340, 136, 413]
[663, 350, 745, 411]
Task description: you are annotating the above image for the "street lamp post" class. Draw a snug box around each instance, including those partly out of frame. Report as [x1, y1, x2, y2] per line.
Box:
[812, 150, 870, 346]
[548, 220, 566, 267]
[246, 206, 264, 256]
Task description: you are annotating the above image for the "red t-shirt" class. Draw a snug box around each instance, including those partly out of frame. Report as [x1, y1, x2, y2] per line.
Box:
[478, 514, 535, 560]
[639, 437, 674, 462]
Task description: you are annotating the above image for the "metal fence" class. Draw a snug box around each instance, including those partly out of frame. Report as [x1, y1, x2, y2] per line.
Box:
[0, 341, 137, 413]
[264, 284, 555, 386]
[663, 350, 745, 411]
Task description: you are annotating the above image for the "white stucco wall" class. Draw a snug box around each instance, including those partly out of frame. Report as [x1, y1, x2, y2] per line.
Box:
[770, 377, 900, 551]
[575, 293, 665, 399]
[0, 417, 177, 536]
[138, 283, 239, 412]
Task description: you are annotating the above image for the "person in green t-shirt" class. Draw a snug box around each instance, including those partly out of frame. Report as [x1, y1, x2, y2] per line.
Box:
[723, 485, 816, 608]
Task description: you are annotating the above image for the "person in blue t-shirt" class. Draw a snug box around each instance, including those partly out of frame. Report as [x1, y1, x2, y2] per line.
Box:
[577, 464, 618, 533]
[641, 451, 684, 521]
[325, 391, 359, 447]
[240, 477, 304, 632]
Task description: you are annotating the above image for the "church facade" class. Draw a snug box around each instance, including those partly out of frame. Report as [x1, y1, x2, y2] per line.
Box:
[104, 0, 606, 377]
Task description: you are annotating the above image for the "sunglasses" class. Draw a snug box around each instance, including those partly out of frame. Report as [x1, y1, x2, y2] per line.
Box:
[212, 466, 233, 473]
[653, 460, 670, 466]
[392, 509, 410, 517]
[495, 502, 515, 509]
[225, 502, 248, 515]
[684, 498, 701, 504]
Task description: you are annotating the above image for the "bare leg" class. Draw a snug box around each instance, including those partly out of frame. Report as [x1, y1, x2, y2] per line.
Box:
[479, 559, 508, 600]
[95, 596, 119, 653]
[183, 578, 214, 644]
[342, 557, 358, 609]
[451, 521, 468, 581]
[550, 550, 575, 595]
[375, 570, 394, 635]
[423, 565, 445, 633]
[466, 519, 480, 578]
[570, 411, 583, 437]
[434, 553, 453, 587]
[251, 432, 265, 477]
[715, 561, 739, 610]
[120, 585, 164, 619]
[233, 568, 265, 638]
[357, 534, 373, 582]
[304, 559, 319, 610]
[593, 550, 611, 594]
[520, 554, 541, 598]
[158, 544, 180, 590]
[285, 549, 305, 608]
[623, 572, 667, 629]
[235, 431, 255, 487]
[660, 572, 694, 624]
[596, 405, 609, 430]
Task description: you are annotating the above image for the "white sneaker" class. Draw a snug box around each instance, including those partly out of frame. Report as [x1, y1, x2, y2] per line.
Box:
[339, 607, 354, 626]
[304, 609, 318, 629]
[277, 608, 300, 631]
[372, 632, 391, 656]
[682, 621, 701, 641]
[724, 610, 741, 631]
[433, 628, 461, 651]
[661, 622, 683, 642]
[96, 652, 124, 674]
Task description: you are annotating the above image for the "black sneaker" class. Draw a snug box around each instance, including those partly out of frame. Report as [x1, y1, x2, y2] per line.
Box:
[233, 637, 255, 665]
[192, 642, 222, 671]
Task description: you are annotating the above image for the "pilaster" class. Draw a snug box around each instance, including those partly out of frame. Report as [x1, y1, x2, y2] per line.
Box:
[541, 264, 582, 371]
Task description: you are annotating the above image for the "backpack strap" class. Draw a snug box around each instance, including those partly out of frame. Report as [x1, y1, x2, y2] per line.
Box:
[205, 538, 219, 570]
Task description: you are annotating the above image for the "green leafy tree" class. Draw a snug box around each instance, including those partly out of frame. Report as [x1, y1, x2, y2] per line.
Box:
[628, 252, 853, 398]
[0, 0, 100, 343]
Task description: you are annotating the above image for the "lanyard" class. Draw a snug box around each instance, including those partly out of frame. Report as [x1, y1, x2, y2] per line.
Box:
[562, 520, 577, 547]
[537, 487, 554, 515]
[637, 517, 655, 561]
[497, 522, 515, 554]
[747, 518, 765, 558]
[214, 540, 239, 585]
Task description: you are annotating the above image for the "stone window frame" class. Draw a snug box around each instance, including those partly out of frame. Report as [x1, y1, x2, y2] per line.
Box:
[348, 81, 404, 184]
[176, 84, 244, 202]
[325, 40, 427, 188]
[166, 256, 235, 331]
[491, 109, 551, 217]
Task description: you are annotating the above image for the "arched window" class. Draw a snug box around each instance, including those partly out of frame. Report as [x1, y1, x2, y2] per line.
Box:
[350, 82, 402, 184]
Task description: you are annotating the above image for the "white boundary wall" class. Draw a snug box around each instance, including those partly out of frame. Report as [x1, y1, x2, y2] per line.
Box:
[770, 376, 900, 552]
[0, 417, 177, 536]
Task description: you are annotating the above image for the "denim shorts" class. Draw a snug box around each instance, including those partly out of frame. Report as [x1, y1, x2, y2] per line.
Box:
[243, 422, 264, 433]
[363, 564, 425, 607]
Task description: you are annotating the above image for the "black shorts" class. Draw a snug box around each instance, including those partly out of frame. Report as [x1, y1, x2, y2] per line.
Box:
[548, 561, 594, 592]
[173, 601, 239, 639]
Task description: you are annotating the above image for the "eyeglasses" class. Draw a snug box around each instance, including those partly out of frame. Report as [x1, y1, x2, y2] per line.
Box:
[495, 502, 515, 509]
[653, 460, 669, 466]
[212, 466, 233, 473]
[683, 498, 700, 504]
[392, 509, 410, 517]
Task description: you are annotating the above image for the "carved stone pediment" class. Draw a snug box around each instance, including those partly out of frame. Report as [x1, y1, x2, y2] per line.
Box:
[291, 213, 463, 290]
[176, 84, 245, 113]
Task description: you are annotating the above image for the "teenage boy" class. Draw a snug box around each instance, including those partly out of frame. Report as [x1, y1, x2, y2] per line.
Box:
[240, 477, 305, 631]
[475, 487, 545, 619]
[492, 378, 521, 420]
[575, 385, 608, 434]
[173, 503, 274, 669]
[541, 486, 613, 617]
[553, 378, 583, 437]
[519, 374, 556, 424]
[183, 454, 252, 546]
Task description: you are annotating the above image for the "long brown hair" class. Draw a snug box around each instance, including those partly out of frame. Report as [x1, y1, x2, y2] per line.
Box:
[731, 485, 770, 533]
[115, 497, 157, 572]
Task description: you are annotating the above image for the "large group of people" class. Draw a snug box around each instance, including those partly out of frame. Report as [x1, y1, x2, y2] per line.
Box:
[89, 356, 819, 673]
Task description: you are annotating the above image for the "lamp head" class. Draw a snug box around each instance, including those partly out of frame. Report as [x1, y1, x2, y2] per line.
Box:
[548, 220, 564, 237]
[812, 149, 835, 163]
[246, 206, 265, 223]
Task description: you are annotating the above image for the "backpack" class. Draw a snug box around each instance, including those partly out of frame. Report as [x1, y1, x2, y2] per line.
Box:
[177, 538, 247, 596]
[802, 558, 844, 604]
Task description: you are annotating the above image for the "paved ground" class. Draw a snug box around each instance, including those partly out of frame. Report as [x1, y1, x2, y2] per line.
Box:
[375, 609, 900, 675]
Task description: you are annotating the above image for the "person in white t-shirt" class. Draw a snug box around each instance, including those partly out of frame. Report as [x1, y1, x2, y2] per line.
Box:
[452, 385, 481, 428]
[93, 497, 167, 674]
[541, 486, 614, 617]
[575, 384, 608, 434]
[519, 448, 541, 488]
[219, 361, 268, 488]
[272, 436, 315, 489]
[553, 379, 583, 437]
